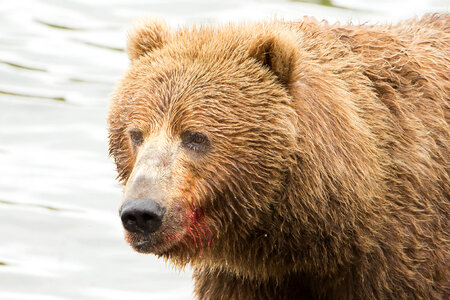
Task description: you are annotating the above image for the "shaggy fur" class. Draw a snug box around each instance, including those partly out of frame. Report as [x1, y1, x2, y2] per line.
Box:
[108, 14, 449, 299]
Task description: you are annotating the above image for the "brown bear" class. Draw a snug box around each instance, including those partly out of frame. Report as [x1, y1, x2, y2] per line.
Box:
[108, 14, 449, 299]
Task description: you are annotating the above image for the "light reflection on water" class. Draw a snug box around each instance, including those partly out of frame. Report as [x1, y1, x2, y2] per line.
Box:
[0, 0, 447, 299]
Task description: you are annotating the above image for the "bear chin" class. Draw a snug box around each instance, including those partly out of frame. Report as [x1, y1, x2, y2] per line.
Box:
[124, 228, 189, 255]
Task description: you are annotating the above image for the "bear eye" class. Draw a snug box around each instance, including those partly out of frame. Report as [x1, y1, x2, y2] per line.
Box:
[181, 131, 209, 152]
[129, 129, 143, 147]
[191, 133, 207, 144]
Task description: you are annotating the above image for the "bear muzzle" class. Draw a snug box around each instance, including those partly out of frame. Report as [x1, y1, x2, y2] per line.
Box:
[119, 141, 190, 253]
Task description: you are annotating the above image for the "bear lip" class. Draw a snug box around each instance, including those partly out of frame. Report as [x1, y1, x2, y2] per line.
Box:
[126, 227, 189, 255]
[134, 239, 151, 249]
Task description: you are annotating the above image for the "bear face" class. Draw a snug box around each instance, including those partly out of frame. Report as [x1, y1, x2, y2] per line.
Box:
[108, 20, 298, 262]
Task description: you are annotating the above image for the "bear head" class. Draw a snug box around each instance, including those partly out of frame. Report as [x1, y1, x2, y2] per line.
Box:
[108, 19, 300, 271]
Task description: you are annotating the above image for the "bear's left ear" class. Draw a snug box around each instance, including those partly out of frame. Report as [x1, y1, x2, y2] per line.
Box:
[248, 30, 298, 85]
[127, 18, 172, 61]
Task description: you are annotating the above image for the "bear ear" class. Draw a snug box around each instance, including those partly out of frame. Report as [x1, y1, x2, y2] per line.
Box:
[248, 30, 297, 85]
[127, 18, 171, 61]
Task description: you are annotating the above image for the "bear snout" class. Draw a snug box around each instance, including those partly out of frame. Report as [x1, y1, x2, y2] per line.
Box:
[120, 199, 166, 234]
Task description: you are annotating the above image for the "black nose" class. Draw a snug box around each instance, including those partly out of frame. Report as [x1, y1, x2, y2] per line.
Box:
[120, 199, 166, 234]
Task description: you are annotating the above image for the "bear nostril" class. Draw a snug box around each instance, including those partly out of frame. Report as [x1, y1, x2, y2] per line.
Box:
[142, 213, 153, 221]
[121, 213, 139, 232]
[124, 214, 136, 225]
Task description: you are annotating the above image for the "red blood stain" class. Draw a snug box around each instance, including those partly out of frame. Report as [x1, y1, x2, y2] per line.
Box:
[185, 200, 212, 255]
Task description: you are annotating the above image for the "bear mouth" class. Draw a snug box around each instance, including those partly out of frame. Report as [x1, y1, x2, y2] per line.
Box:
[133, 238, 153, 252]
[125, 228, 188, 255]
[124, 205, 211, 255]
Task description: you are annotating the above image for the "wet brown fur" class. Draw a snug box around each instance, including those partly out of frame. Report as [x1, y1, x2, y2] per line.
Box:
[109, 14, 449, 299]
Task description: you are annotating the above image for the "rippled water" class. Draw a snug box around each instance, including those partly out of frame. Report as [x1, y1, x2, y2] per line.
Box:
[0, 0, 447, 299]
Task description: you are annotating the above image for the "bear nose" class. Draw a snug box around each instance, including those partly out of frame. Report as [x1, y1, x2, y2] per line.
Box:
[120, 199, 166, 234]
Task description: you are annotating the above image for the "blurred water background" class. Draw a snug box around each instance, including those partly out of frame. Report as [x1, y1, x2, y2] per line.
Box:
[0, 0, 448, 299]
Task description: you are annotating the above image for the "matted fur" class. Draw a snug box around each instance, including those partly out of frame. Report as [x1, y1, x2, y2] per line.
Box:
[108, 14, 449, 299]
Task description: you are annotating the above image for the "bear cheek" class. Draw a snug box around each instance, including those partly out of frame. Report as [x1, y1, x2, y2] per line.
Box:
[167, 162, 215, 243]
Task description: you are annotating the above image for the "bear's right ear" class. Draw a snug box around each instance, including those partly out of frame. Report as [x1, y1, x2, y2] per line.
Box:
[127, 18, 171, 61]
